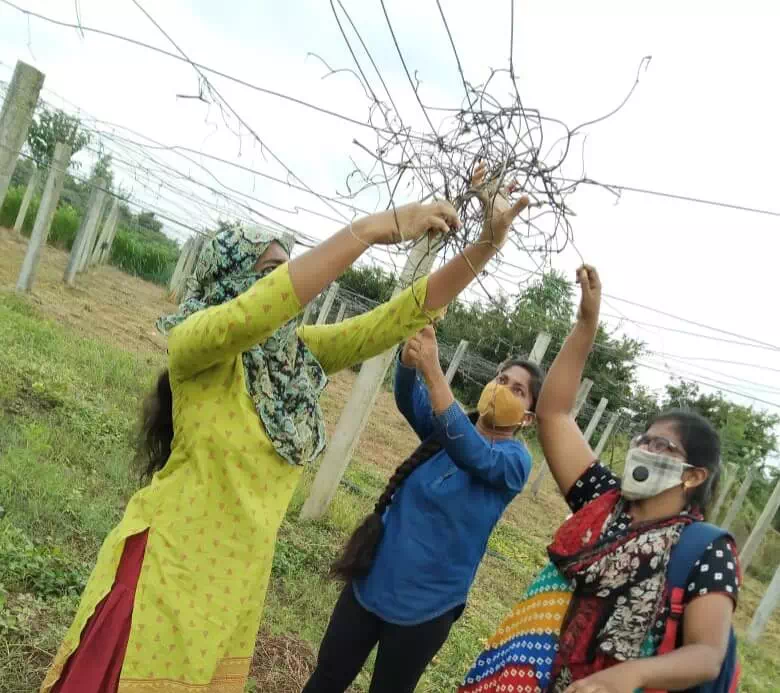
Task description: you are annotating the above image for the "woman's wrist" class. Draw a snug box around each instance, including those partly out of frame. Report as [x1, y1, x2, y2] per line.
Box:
[349, 216, 381, 246]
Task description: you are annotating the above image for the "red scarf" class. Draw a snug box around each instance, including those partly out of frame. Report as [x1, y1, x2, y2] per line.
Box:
[547, 490, 699, 685]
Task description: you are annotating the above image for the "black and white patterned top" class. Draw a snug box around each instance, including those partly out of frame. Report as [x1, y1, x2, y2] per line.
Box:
[566, 462, 740, 643]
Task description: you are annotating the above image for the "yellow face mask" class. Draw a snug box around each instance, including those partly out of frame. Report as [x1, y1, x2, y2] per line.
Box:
[477, 381, 527, 428]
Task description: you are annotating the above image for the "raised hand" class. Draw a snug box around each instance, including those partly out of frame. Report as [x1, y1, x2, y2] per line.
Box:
[401, 325, 441, 378]
[576, 264, 602, 324]
[364, 201, 461, 246]
[471, 162, 530, 250]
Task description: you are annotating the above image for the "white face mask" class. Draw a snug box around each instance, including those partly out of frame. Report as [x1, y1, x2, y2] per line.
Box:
[621, 447, 694, 501]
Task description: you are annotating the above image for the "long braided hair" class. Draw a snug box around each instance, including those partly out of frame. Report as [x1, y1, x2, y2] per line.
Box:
[331, 357, 544, 582]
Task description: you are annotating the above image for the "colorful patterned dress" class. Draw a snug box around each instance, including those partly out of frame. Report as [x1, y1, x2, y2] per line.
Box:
[42, 262, 441, 693]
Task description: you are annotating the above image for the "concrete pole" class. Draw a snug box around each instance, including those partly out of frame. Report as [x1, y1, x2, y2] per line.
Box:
[64, 179, 106, 284]
[94, 197, 120, 265]
[168, 238, 192, 292]
[0, 61, 45, 208]
[335, 301, 347, 323]
[99, 213, 120, 264]
[710, 463, 738, 524]
[76, 182, 108, 272]
[572, 379, 594, 420]
[528, 331, 552, 365]
[583, 397, 609, 443]
[594, 411, 620, 458]
[301, 302, 315, 325]
[740, 477, 780, 573]
[13, 165, 39, 233]
[445, 339, 469, 384]
[171, 235, 204, 303]
[531, 378, 593, 497]
[747, 560, 780, 643]
[16, 143, 71, 292]
[316, 282, 340, 325]
[301, 237, 442, 520]
[722, 466, 757, 532]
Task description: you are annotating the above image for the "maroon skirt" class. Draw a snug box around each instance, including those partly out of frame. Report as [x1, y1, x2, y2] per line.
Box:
[52, 530, 149, 693]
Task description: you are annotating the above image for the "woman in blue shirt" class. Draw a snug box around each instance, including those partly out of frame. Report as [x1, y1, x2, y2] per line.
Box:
[302, 322, 543, 693]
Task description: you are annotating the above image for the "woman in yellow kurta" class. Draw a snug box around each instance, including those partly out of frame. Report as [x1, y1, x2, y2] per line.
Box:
[42, 184, 529, 692]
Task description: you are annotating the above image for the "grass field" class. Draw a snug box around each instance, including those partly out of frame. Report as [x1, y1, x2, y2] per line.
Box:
[0, 228, 778, 692]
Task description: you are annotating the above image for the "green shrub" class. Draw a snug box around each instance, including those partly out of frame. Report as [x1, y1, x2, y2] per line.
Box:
[0, 186, 23, 227]
[109, 227, 178, 284]
[48, 205, 81, 250]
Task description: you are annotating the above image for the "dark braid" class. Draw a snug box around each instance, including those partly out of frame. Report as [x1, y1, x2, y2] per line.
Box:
[331, 412, 480, 582]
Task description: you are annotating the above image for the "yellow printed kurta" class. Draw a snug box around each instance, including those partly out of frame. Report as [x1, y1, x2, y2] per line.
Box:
[42, 264, 442, 692]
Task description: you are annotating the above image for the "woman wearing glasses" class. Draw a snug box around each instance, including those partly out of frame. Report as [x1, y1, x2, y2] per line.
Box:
[460, 266, 740, 693]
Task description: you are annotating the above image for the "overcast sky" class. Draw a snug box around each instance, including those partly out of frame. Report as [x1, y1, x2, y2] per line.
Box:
[1, 0, 779, 431]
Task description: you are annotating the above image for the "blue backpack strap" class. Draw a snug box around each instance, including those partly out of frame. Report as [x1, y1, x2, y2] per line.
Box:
[654, 522, 741, 693]
[667, 522, 732, 589]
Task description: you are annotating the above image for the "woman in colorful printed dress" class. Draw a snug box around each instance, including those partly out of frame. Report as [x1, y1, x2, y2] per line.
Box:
[302, 167, 539, 693]
[42, 180, 527, 693]
[460, 266, 740, 693]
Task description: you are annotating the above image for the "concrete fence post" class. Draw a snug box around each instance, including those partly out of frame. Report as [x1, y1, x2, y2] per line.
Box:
[16, 142, 72, 292]
[0, 61, 44, 207]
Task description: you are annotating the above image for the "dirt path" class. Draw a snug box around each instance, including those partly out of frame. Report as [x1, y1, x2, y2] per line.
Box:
[0, 227, 172, 355]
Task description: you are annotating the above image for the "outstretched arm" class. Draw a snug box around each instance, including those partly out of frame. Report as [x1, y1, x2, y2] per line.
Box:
[404, 326, 531, 493]
[168, 202, 458, 379]
[535, 265, 602, 498]
[394, 343, 436, 441]
[300, 165, 530, 373]
[290, 201, 459, 307]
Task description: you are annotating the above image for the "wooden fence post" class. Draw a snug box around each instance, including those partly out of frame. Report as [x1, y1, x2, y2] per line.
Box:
[16, 143, 72, 292]
[594, 411, 620, 458]
[0, 61, 44, 207]
[747, 560, 780, 643]
[445, 340, 469, 384]
[531, 378, 593, 497]
[300, 237, 442, 520]
[316, 282, 340, 325]
[722, 467, 757, 532]
[64, 179, 106, 285]
[740, 477, 780, 573]
[13, 165, 39, 233]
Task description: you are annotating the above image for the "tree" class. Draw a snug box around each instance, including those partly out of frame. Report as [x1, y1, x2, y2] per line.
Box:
[338, 265, 395, 304]
[437, 271, 645, 407]
[135, 211, 163, 234]
[26, 106, 91, 169]
[89, 151, 114, 191]
[661, 379, 779, 474]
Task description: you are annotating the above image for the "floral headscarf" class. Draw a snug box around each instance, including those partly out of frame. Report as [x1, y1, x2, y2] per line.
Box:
[156, 226, 328, 466]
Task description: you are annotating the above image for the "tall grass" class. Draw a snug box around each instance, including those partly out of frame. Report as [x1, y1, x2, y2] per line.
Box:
[0, 186, 80, 250]
[0, 185, 179, 285]
[109, 229, 177, 285]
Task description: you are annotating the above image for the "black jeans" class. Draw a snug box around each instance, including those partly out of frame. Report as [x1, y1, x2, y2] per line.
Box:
[302, 585, 459, 693]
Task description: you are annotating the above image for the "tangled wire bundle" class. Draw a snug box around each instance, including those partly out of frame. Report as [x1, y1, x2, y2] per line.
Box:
[319, 0, 652, 278]
[342, 56, 651, 274]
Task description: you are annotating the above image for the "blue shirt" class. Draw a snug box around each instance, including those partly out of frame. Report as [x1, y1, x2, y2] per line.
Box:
[352, 357, 532, 625]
